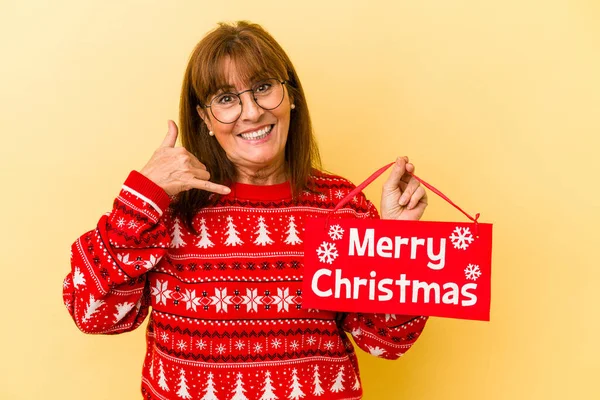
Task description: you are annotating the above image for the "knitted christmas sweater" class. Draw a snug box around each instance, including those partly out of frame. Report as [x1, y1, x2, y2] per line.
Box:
[63, 170, 428, 400]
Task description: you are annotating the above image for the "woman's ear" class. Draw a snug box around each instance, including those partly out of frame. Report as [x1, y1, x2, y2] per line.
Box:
[196, 105, 212, 131]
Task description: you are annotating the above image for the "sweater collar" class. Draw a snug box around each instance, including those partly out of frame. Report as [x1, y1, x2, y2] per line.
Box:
[226, 180, 293, 201]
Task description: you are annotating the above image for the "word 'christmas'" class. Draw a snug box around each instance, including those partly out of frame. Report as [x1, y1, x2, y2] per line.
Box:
[348, 228, 446, 270]
[311, 269, 477, 306]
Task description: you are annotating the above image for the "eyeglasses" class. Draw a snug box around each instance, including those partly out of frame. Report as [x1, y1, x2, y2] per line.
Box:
[202, 78, 287, 124]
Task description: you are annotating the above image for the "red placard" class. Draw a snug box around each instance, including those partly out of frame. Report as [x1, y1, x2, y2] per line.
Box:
[302, 162, 493, 321]
[302, 218, 492, 321]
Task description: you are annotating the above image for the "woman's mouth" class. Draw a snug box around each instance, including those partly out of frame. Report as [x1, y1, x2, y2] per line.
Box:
[238, 124, 274, 140]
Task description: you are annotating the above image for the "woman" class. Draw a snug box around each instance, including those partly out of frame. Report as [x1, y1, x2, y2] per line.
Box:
[63, 21, 428, 400]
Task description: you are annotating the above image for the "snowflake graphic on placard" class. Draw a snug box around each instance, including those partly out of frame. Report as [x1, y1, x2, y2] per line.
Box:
[328, 224, 344, 241]
[464, 264, 482, 281]
[317, 242, 338, 264]
[450, 226, 474, 250]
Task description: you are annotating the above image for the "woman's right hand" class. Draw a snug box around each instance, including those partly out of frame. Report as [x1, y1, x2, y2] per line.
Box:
[140, 120, 231, 196]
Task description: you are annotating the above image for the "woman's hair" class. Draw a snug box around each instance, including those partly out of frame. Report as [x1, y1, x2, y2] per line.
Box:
[171, 20, 321, 234]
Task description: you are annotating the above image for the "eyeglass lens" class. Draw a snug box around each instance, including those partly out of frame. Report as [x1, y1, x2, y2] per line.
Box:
[209, 78, 285, 124]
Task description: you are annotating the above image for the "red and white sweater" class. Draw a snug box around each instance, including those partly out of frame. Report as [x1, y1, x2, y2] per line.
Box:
[62, 170, 428, 400]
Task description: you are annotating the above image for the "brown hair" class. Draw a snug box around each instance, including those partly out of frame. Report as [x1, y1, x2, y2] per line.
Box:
[171, 21, 321, 234]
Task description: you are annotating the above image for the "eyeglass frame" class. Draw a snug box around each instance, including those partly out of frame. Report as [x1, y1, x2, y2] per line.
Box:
[200, 78, 289, 124]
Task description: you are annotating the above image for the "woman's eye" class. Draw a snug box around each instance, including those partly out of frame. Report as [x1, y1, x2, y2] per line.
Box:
[255, 83, 272, 93]
[216, 94, 235, 104]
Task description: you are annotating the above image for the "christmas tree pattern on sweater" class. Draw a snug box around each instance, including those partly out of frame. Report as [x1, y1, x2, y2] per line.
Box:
[63, 170, 428, 399]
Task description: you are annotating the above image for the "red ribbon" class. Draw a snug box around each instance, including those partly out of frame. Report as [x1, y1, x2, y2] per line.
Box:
[328, 162, 481, 237]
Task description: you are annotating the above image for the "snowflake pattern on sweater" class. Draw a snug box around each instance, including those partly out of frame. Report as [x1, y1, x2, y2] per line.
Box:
[63, 170, 428, 400]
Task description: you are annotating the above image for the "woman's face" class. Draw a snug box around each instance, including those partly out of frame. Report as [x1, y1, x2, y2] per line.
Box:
[199, 58, 292, 177]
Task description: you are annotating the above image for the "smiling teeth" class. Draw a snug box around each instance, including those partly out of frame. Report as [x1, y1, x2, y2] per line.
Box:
[240, 125, 273, 140]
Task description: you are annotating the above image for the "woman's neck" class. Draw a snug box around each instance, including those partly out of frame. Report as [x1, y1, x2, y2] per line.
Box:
[234, 161, 288, 185]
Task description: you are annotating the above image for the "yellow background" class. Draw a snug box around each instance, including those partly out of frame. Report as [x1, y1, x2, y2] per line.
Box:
[1, 0, 598, 399]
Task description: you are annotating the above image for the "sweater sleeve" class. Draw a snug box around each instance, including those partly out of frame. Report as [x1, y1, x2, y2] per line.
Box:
[62, 171, 172, 334]
[340, 194, 429, 360]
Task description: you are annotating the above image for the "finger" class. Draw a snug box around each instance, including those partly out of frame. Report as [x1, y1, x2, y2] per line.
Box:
[399, 162, 415, 187]
[408, 186, 427, 210]
[392, 160, 414, 192]
[399, 176, 420, 206]
[383, 157, 408, 192]
[160, 120, 179, 148]
[189, 178, 231, 195]
[192, 167, 211, 181]
[188, 154, 208, 171]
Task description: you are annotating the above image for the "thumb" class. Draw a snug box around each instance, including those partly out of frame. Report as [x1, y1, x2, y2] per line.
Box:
[160, 120, 179, 147]
[382, 157, 408, 192]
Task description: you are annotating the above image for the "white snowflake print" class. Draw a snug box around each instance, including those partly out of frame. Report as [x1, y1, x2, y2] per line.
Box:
[272, 287, 295, 312]
[323, 341, 334, 350]
[160, 332, 169, 343]
[384, 314, 397, 322]
[176, 340, 188, 351]
[450, 226, 474, 250]
[317, 242, 339, 264]
[366, 345, 387, 357]
[210, 288, 233, 312]
[234, 340, 245, 351]
[241, 288, 263, 312]
[127, 220, 138, 230]
[352, 196, 359, 203]
[334, 190, 345, 199]
[318, 193, 328, 202]
[328, 224, 344, 241]
[141, 254, 161, 270]
[215, 343, 227, 354]
[116, 253, 135, 266]
[306, 336, 316, 346]
[63, 277, 70, 289]
[465, 264, 482, 281]
[290, 340, 300, 351]
[182, 289, 201, 312]
[351, 327, 362, 337]
[151, 280, 172, 305]
[271, 338, 282, 349]
[253, 343, 263, 353]
[116, 217, 125, 228]
[195, 339, 206, 350]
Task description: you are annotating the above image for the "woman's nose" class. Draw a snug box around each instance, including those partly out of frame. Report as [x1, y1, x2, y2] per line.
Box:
[239, 92, 264, 121]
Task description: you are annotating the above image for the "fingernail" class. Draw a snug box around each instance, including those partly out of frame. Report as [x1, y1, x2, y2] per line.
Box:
[399, 195, 408, 205]
[224, 187, 231, 194]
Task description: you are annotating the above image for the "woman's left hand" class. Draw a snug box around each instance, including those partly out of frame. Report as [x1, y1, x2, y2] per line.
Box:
[380, 157, 428, 221]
